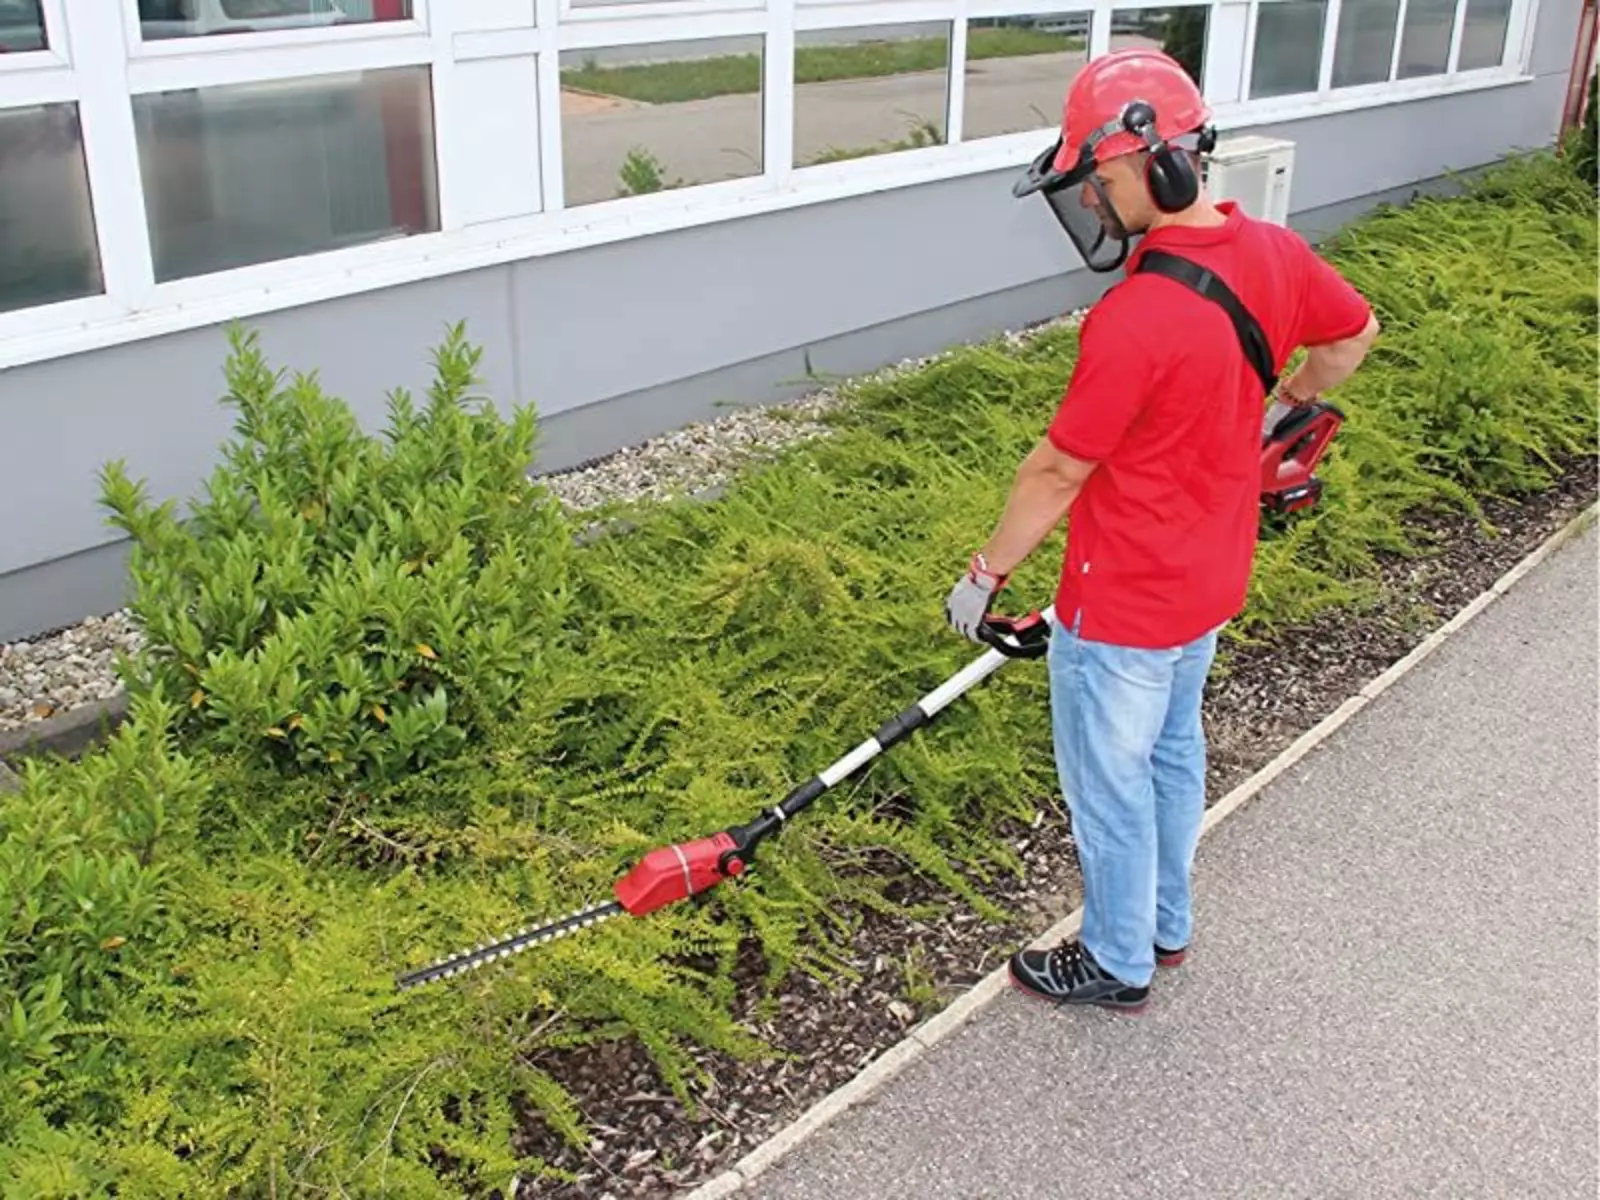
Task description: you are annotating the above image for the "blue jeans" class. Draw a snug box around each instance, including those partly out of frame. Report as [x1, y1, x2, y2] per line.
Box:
[1048, 614, 1221, 988]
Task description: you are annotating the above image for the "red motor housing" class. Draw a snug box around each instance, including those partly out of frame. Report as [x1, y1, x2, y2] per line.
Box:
[1262, 401, 1343, 514]
[613, 832, 744, 916]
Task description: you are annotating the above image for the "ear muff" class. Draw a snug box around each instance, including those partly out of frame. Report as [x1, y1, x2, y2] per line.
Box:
[1120, 100, 1201, 213]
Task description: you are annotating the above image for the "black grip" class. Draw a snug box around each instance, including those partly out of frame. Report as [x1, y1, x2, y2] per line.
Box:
[874, 704, 929, 750]
[978, 611, 1051, 659]
[776, 775, 827, 821]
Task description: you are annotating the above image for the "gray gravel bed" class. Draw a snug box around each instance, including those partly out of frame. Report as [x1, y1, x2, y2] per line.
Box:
[0, 314, 1083, 735]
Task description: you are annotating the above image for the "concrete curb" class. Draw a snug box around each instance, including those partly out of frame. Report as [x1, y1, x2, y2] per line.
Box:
[685, 498, 1598, 1199]
[0, 692, 128, 767]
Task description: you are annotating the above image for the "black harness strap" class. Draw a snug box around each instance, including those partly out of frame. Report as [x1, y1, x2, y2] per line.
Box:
[1133, 249, 1279, 397]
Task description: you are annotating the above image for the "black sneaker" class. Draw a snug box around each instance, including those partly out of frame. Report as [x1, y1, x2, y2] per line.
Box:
[1156, 943, 1186, 968]
[1009, 940, 1150, 1013]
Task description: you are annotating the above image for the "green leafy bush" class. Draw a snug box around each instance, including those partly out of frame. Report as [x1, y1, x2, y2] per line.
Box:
[2, 151, 1593, 1196]
[99, 324, 576, 799]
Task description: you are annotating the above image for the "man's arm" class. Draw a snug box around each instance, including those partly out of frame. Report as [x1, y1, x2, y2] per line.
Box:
[1278, 312, 1381, 402]
[978, 437, 1097, 577]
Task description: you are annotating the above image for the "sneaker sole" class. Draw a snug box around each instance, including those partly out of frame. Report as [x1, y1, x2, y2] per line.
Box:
[1156, 949, 1186, 968]
[1007, 968, 1150, 1015]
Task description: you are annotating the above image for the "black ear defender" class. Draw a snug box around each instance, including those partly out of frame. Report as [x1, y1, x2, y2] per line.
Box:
[1120, 99, 1206, 213]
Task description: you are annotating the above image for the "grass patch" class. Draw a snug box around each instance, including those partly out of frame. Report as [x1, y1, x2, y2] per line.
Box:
[561, 28, 1081, 105]
[1, 152, 1594, 1197]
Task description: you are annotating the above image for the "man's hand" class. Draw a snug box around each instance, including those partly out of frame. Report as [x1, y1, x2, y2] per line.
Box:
[945, 437, 1097, 642]
[945, 553, 1007, 643]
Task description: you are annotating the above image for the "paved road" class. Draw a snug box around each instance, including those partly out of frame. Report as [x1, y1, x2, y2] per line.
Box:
[748, 520, 1599, 1199]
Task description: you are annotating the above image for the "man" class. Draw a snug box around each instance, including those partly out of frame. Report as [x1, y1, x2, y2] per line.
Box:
[945, 48, 1380, 1013]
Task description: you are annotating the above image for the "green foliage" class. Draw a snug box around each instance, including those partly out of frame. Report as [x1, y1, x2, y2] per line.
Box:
[2, 151, 1594, 1195]
[99, 323, 576, 798]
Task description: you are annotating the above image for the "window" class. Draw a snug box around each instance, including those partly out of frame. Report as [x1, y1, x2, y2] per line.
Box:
[136, 0, 413, 42]
[131, 66, 439, 282]
[1396, 0, 1457, 76]
[1457, 0, 1512, 68]
[1249, 0, 1328, 97]
[793, 23, 951, 168]
[0, 0, 46, 52]
[0, 103, 104, 314]
[1331, 0, 1401, 86]
[559, 38, 765, 207]
[1110, 5, 1208, 85]
[962, 13, 1091, 142]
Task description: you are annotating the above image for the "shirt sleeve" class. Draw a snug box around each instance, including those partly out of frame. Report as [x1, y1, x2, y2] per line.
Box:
[1292, 235, 1373, 346]
[1046, 296, 1157, 462]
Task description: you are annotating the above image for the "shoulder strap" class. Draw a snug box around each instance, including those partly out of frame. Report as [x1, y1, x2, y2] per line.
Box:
[1133, 250, 1279, 396]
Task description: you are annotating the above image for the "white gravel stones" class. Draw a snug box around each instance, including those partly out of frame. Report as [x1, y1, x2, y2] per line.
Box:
[0, 314, 1085, 736]
[0, 611, 144, 731]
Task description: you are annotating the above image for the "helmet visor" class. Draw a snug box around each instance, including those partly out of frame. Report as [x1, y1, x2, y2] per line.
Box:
[1040, 171, 1131, 273]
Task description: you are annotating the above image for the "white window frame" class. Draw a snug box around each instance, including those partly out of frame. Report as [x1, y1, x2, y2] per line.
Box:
[0, 0, 1542, 370]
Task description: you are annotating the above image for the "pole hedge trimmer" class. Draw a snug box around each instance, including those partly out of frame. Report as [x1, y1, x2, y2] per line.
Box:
[394, 611, 1054, 991]
[395, 403, 1343, 992]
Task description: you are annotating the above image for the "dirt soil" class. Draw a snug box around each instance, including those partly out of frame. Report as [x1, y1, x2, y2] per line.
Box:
[513, 456, 1597, 1199]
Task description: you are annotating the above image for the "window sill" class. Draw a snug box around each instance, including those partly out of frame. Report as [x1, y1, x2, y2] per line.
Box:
[0, 67, 1535, 372]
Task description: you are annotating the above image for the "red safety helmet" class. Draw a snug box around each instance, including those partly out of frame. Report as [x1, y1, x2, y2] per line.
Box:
[1014, 48, 1216, 271]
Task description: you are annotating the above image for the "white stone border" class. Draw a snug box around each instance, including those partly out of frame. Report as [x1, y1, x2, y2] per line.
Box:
[684, 499, 1599, 1199]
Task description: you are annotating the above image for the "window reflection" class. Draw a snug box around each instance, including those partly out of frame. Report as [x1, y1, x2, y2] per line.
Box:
[963, 13, 1092, 142]
[1109, 5, 1208, 84]
[559, 38, 765, 207]
[133, 67, 440, 281]
[793, 23, 951, 168]
[0, 0, 46, 53]
[0, 104, 105, 314]
[137, 0, 412, 42]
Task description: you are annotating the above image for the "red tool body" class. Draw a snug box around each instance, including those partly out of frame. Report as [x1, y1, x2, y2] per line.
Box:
[1261, 398, 1344, 514]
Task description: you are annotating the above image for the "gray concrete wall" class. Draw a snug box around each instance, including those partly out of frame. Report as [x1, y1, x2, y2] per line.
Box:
[0, 0, 1583, 642]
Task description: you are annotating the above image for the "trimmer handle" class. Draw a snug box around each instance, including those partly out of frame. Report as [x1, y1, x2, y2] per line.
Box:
[978, 610, 1052, 659]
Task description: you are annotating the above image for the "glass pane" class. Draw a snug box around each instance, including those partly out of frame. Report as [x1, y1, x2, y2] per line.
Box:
[1249, 0, 1328, 97]
[1457, 0, 1511, 68]
[1396, 0, 1456, 76]
[794, 23, 951, 168]
[133, 66, 440, 282]
[0, 0, 47, 52]
[1331, 0, 1400, 85]
[963, 13, 1092, 142]
[0, 104, 105, 315]
[1109, 6, 1209, 86]
[559, 37, 765, 207]
[138, 0, 412, 41]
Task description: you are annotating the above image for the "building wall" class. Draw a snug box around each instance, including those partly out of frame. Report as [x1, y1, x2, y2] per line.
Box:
[0, 0, 1584, 643]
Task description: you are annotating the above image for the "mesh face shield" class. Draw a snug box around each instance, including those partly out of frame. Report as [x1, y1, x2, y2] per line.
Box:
[1013, 136, 1134, 273]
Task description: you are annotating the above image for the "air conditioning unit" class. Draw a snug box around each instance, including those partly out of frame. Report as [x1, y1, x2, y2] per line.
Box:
[1202, 135, 1296, 226]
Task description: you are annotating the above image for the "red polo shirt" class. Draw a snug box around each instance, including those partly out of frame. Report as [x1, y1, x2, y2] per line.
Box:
[1047, 202, 1371, 649]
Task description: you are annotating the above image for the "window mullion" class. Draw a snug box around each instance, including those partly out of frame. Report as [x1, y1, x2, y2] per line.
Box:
[947, 13, 968, 143]
[65, 0, 155, 311]
[1318, 0, 1343, 89]
[1445, 0, 1471, 70]
[765, 0, 797, 177]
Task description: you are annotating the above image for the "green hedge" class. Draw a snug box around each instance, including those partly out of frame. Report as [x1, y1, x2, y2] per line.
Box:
[1, 152, 1594, 1197]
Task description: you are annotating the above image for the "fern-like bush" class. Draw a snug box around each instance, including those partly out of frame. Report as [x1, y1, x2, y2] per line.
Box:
[98, 324, 576, 799]
[1, 151, 1593, 1197]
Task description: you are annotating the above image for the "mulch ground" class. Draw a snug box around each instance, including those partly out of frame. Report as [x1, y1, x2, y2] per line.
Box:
[514, 456, 1597, 1199]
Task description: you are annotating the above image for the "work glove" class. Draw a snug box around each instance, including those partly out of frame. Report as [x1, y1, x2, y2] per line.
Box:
[945, 553, 1007, 643]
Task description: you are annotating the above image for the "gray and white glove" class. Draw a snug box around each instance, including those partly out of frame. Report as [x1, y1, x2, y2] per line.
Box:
[945, 553, 1007, 643]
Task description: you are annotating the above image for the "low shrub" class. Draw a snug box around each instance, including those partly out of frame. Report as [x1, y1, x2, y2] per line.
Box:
[1, 151, 1593, 1196]
[98, 324, 577, 805]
